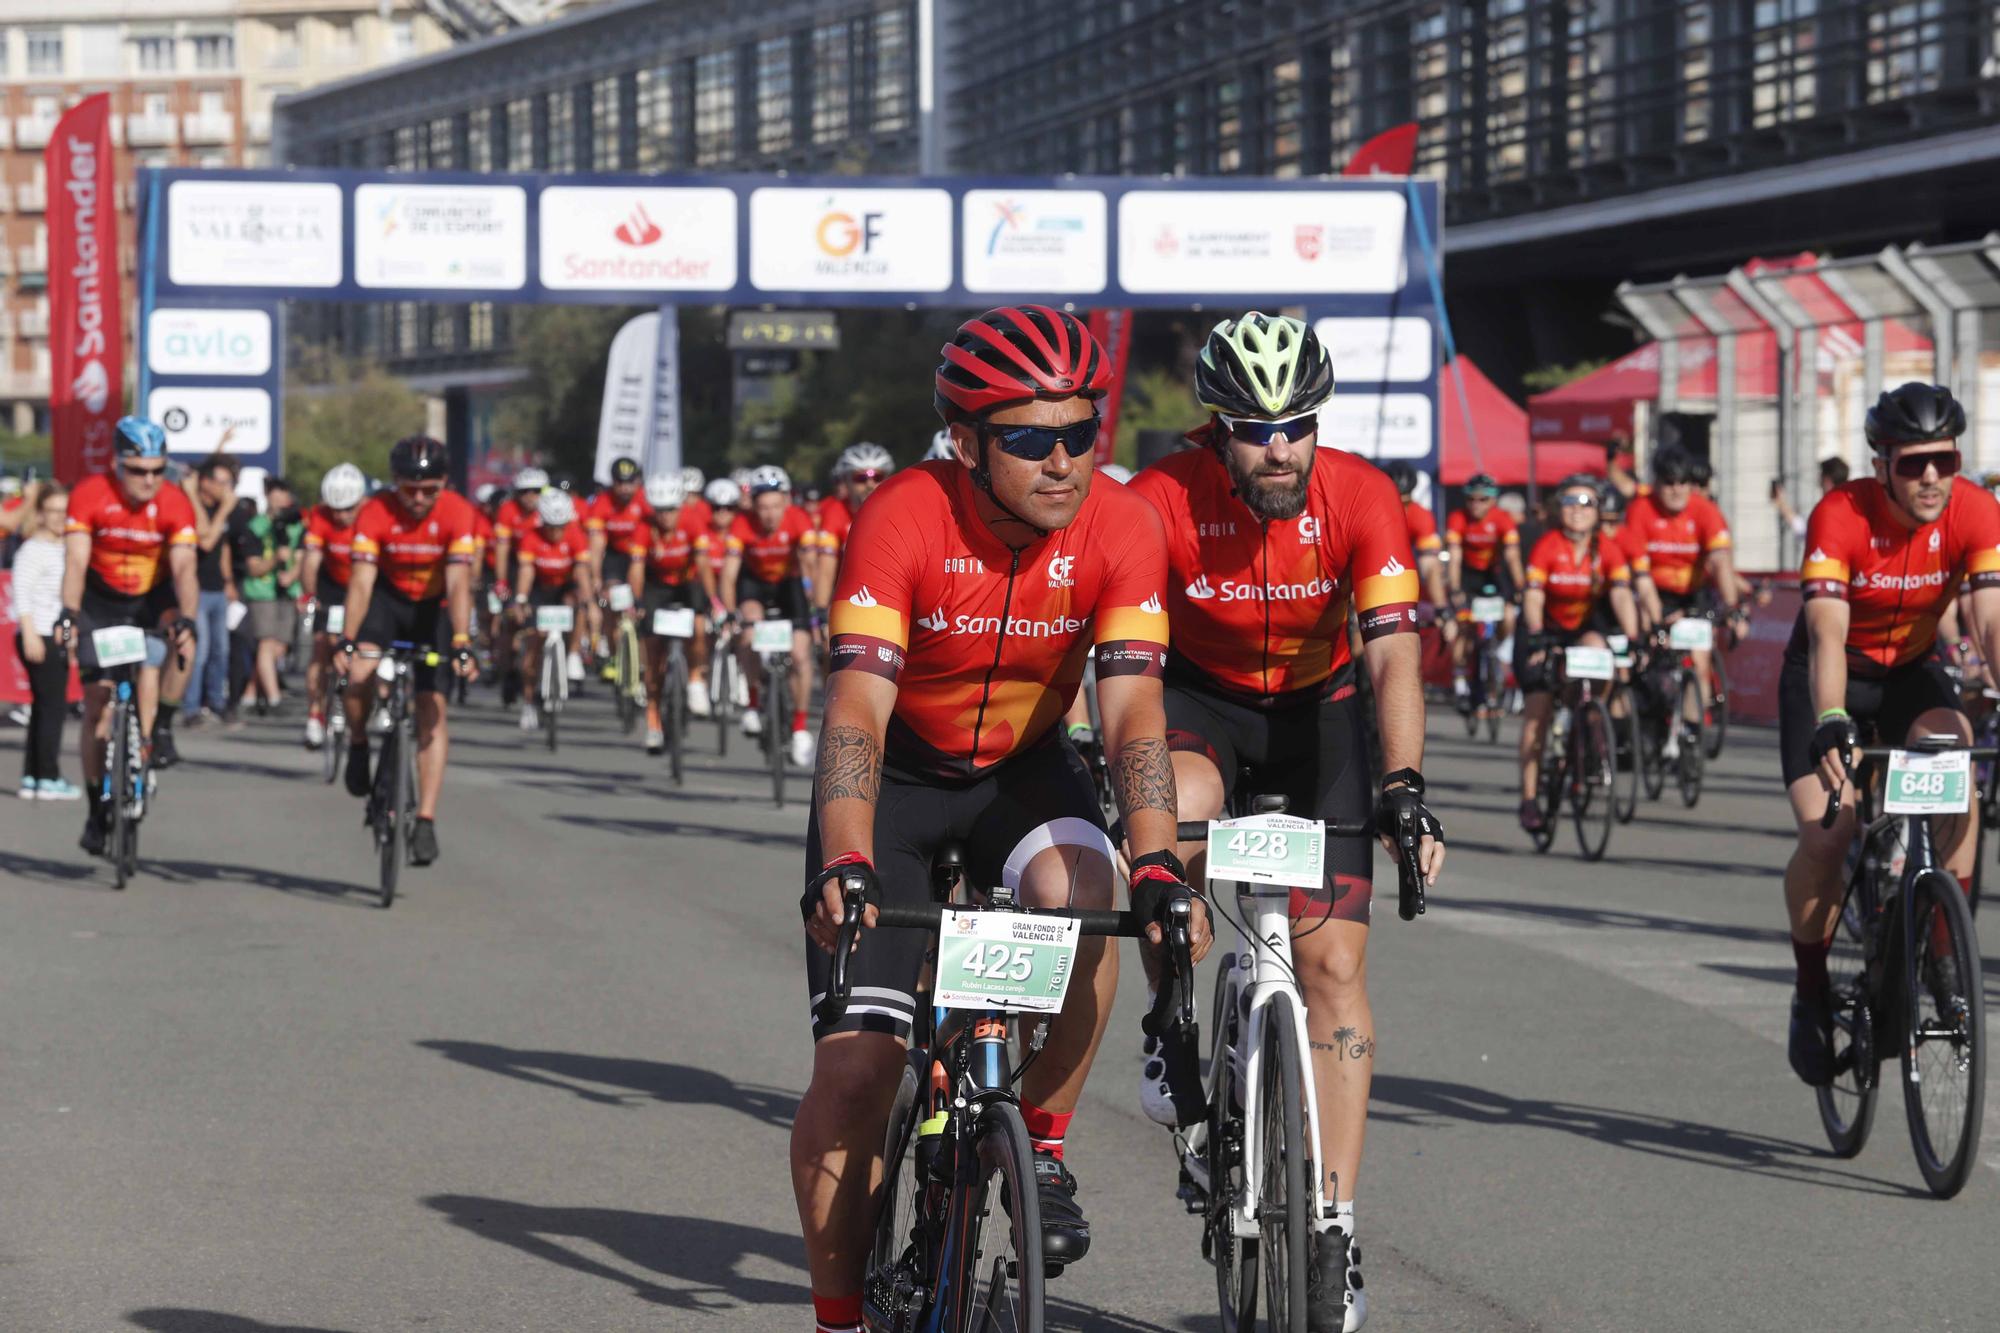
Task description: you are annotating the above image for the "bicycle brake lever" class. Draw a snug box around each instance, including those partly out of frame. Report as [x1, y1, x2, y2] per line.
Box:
[1396, 810, 1425, 921]
[812, 880, 869, 1028]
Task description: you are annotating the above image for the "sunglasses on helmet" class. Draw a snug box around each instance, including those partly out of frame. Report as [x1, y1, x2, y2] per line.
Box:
[1220, 413, 1318, 447]
[1890, 447, 1960, 480]
[980, 414, 1102, 463]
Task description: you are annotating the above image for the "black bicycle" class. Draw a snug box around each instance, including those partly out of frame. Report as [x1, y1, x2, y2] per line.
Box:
[1816, 737, 1989, 1198]
[92, 642, 154, 890]
[749, 618, 793, 809]
[1527, 640, 1617, 861]
[360, 640, 435, 909]
[820, 854, 1194, 1333]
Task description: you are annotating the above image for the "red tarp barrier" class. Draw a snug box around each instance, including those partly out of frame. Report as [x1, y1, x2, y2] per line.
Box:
[1440, 356, 1607, 486]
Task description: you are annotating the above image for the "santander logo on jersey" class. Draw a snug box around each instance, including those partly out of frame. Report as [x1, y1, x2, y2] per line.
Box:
[847, 585, 879, 609]
[917, 605, 948, 631]
[1185, 575, 1218, 600]
[1139, 593, 1163, 615]
[1184, 570, 1335, 602]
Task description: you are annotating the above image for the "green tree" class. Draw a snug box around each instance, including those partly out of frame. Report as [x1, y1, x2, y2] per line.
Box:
[0, 430, 52, 479]
[285, 342, 426, 499]
[767, 309, 961, 486]
[1522, 358, 1612, 396]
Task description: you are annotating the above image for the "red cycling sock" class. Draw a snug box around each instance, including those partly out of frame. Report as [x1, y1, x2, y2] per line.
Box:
[793, 708, 809, 734]
[812, 1291, 862, 1333]
[1019, 1100, 1073, 1160]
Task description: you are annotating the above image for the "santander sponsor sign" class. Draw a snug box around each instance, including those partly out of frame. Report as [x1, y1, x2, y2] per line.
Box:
[538, 186, 736, 292]
[47, 93, 122, 485]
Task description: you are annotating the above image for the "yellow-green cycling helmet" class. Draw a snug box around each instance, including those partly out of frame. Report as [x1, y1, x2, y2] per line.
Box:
[1195, 312, 1335, 420]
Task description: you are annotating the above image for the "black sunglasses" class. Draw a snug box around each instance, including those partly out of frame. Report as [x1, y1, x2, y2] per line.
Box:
[1890, 448, 1960, 480]
[121, 462, 167, 478]
[981, 415, 1102, 463]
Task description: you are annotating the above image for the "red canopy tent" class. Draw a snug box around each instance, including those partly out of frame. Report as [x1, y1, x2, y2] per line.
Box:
[1439, 356, 1605, 486]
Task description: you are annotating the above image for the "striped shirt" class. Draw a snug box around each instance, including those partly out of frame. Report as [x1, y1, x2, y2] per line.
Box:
[8, 536, 65, 634]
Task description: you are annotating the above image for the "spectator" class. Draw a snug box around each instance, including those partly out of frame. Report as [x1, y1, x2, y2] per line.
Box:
[239, 476, 302, 713]
[1771, 455, 1850, 541]
[181, 457, 238, 728]
[0, 474, 25, 566]
[9, 480, 79, 800]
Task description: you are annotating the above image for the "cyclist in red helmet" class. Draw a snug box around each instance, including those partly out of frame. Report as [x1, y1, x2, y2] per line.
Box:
[791, 306, 1208, 1333]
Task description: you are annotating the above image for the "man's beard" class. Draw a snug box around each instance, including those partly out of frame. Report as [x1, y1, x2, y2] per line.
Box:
[1226, 449, 1312, 521]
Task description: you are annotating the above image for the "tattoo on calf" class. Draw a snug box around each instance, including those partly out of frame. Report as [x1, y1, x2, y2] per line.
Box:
[1113, 735, 1177, 817]
[816, 725, 882, 806]
[1310, 1028, 1377, 1061]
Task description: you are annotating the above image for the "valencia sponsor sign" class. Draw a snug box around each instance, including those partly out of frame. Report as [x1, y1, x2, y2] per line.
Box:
[539, 186, 737, 291]
[354, 183, 527, 290]
[167, 179, 343, 288]
[749, 187, 952, 293]
[48, 93, 122, 484]
[1117, 190, 1407, 295]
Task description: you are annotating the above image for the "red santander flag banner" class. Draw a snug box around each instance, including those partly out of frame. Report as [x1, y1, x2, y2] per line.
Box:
[48, 93, 122, 486]
[1342, 123, 1419, 177]
[1086, 309, 1133, 468]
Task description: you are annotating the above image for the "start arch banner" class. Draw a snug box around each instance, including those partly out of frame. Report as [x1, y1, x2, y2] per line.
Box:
[138, 166, 1442, 480]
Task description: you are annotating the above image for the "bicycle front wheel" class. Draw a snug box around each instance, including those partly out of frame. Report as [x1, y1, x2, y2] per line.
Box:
[1256, 993, 1310, 1333]
[1207, 961, 1258, 1332]
[768, 664, 787, 809]
[379, 727, 404, 908]
[713, 651, 733, 756]
[1612, 699, 1639, 824]
[865, 1056, 929, 1330]
[1531, 716, 1563, 854]
[941, 1101, 1045, 1333]
[1901, 869, 1985, 1198]
[1816, 872, 1878, 1157]
[666, 648, 688, 786]
[1571, 699, 1615, 861]
[1676, 673, 1705, 807]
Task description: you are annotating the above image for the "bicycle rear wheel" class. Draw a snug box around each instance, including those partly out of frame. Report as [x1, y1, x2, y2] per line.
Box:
[542, 635, 562, 754]
[1816, 874, 1879, 1157]
[713, 650, 733, 756]
[379, 725, 404, 908]
[615, 627, 639, 735]
[1613, 700, 1639, 824]
[1531, 716, 1563, 853]
[768, 663, 787, 809]
[666, 648, 688, 786]
[1571, 699, 1615, 862]
[865, 1056, 931, 1331]
[1255, 994, 1310, 1333]
[1676, 674, 1705, 807]
[1207, 961, 1258, 1332]
[1901, 869, 1985, 1198]
[1705, 654, 1729, 760]
[941, 1100, 1045, 1333]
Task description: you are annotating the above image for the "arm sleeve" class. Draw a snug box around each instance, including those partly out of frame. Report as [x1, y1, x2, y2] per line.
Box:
[1091, 496, 1169, 679]
[1799, 497, 1853, 601]
[1345, 467, 1421, 642]
[826, 491, 919, 682]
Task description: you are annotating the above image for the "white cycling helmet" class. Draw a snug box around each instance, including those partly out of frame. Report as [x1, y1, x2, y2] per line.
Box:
[704, 477, 743, 508]
[319, 462, 367, 510]
[926, 430, 957, 462]
[679, 465, 705, 494]
[473, 482, 500, 505]
[1098, 463, 1133, 485]
[838, 442, 895, 478]
[536, 488, 575, 527]
[514, 465, 549, 492]
[645, 474, 686, 509]
[748, 465, 791, 496]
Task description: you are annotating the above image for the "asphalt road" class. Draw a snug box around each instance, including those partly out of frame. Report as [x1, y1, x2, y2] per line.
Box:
[3, 684, 1998, 1331]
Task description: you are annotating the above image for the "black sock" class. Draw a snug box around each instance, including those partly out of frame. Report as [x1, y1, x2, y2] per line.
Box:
[157, 702, 178, 730]
[1793, 934, 1832, 1005]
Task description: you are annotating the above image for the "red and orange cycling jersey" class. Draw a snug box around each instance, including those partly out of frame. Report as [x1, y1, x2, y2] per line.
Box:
[1445, 506, 1518, 572]
[1128, 441, 1418, 701]
[1403, 499, 1441, 557]
[828, 462, 1169, 782]
[646, 523, 697, 585]
[515, 521, 589, 591]
[727, 508, 816, 584]
[66, 472, 197, 597]
[814, 499, 853, 562]
[677, 495, 713, 537]
[302, 504, 359, 587]
[1800, 480, 2000, 673]
[1624, 492, 1730, 597]
[1601, 520, 1651, 579]
[350, 490, 476, 602]
[471, 507, 495, 571]
[1525, 530, 1630, 632]
[585, 490, 652, 554]
[493, 496, 533, 543]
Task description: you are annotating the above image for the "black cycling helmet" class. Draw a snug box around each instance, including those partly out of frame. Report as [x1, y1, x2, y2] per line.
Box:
[1600, 486, 1626, 519]
[1464, 473, 1499, 498]
[388, 434, 450, 481]
[609, 457, 642, 484]
[1866, 382, 1965, 452]
[1652, 448, 1695, 485]
[1194, 313, 1335, 421]
[1383, 460, 1419, 498]
[1689, 456, 1713, 486]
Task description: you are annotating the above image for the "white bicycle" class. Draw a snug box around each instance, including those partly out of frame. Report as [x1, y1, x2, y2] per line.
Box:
[1175, 794, 1426, 1331]
[531, 603, 572, 752]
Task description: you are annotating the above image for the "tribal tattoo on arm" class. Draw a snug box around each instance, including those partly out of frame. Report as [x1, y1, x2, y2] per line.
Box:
[1112, 735, 1177, 821]
[816, 724, 883, 807]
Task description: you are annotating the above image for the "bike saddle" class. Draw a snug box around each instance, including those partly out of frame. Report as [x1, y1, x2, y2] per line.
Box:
[930, 843, 966, 899]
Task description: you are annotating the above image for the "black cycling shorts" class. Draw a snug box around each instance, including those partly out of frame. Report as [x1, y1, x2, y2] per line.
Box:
[1465, 564, 1515, 603]
[312, 573, 349, 636]
[1162, 677, 1373, 925]
[804, 736, 1112, 1041]
[737, 573, 811, 625]
[1513, 626, 1587, 696]
[355, 585, 451, 694]
[525, 583, 574, 612]
[602, 549, 633, 586]
[1657, 589, 1704, 621]
[644, 580, 704, 620]
[1777, 647, 1961, 787]
[75, 577, 177, 682]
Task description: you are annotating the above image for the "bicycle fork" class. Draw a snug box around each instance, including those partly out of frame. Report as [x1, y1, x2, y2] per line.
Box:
[1230, 889, 1334, 1239]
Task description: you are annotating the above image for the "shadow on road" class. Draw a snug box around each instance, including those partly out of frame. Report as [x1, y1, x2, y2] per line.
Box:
[127, 1311, 356, 1333]
[1369, 1073, 1923, 1197]
[424, 1194, 808, 1311]
[0, 847, 101, 885]
[417, 1039, 799, 1124]
[1442, 895, 1791, 947]
[148, 859, 372, 905]
[548, 811, 806, 848]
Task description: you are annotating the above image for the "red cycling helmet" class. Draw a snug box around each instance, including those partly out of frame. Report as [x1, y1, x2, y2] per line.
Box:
[934, 305, 1110, 423]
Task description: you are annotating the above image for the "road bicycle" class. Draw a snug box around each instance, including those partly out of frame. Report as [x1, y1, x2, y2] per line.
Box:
[1606, 633, 1640, 825]
[359, 640, 435, 909]
[650, 601, 698, 786]
[1461, 596, 1513, 743]
[607, 586, 646, 736]
[819, 851, 1194, 1333]
[1172, 790, 1426, 1331]
[749, 616, 795, 808]
[312, 600, 351, 786]
[88, 626, 159, 890]
[1528, 641, 1618, 861]
[533, 604, 573, 754]
[1815, 736, 1990, 1198]
[1634, 620, 1708, 808]
[711, 618, 739, 757]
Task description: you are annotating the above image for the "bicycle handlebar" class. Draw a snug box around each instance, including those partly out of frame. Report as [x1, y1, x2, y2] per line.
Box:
[1167, 817, 1423, 919]
[1817, 744, 2000, 828]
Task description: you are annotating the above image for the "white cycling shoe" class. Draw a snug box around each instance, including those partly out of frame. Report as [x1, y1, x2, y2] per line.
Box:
[688, 679, 712, 718]
[566, 651, 585, 683]
[1307, 1228, 1367, 1332]
[518, 702, 539, 732]
[788, 728, 816, 769]
[304, 716, 326, 749]
[741, 708, 764, 738]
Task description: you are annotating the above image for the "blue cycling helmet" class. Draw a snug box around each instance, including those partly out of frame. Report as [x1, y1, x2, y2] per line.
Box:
[114, 416, 168, 458]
